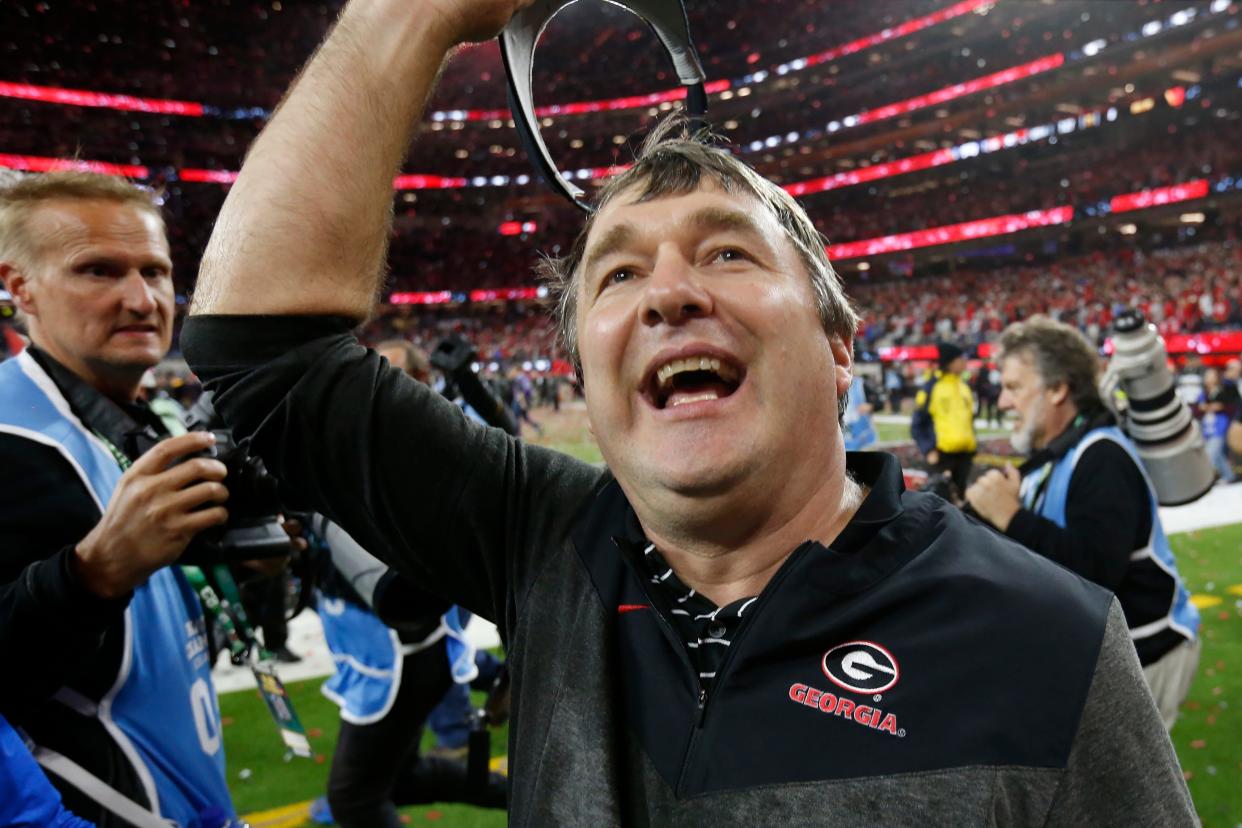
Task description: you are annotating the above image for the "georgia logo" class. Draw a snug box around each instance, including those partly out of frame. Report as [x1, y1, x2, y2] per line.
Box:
[821, 641, 900, 694]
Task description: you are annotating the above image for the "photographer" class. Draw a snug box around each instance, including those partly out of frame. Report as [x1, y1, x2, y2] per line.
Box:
[0, 173, 237, 826]
[966, 316, 1200, 729]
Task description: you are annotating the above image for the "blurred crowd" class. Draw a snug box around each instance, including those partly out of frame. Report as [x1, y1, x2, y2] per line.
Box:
[853, 231, 1242, 349]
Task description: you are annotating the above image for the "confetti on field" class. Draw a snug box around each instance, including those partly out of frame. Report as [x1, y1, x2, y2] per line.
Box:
[1192, 594, 1223, 609]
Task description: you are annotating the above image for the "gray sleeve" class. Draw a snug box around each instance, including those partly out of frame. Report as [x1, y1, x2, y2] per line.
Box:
[1043, 599, 1199, 827]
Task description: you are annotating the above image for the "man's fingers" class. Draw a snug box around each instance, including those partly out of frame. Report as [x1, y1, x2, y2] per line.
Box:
[127, 431, 217, 475]
[165, 480, 230, 514]
[156, 456, 229, 492]
[172, 505, 230, 536]
[1003, 465, 1022, 482]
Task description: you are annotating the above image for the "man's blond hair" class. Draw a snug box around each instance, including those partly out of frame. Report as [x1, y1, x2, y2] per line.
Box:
[0, 171, 163, 274]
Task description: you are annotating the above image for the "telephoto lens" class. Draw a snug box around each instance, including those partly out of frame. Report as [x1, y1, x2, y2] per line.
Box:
[1104, 311, 1215, 505]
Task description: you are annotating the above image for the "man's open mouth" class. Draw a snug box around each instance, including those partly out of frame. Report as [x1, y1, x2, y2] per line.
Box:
[643, 354, 744, 410]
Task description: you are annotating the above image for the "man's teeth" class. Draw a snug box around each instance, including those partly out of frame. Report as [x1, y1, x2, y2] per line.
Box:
[668, 390, 721, 407]
[655, 356, 735, 387]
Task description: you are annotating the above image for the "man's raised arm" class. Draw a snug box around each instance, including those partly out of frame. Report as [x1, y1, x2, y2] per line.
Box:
[190, 0, 529, 320]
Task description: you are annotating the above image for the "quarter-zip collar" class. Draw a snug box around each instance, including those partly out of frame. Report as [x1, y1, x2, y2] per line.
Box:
[614, 450, 905, 558]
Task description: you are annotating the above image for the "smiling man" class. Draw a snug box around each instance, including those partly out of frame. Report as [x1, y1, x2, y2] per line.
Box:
[0, 172, 236, 826]
[182, 0, 1195, 823]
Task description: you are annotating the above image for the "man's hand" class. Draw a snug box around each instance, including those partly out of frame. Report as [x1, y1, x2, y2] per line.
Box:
[74, 432, 229, 599]
[926, 449, 940, 466]
[964, 465, 1023, 531]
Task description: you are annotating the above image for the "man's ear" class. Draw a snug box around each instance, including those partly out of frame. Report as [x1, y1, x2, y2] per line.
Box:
[0, 262, 35, 316]
[831, 334, 854, 399]
[1048, 381, 1070, 406]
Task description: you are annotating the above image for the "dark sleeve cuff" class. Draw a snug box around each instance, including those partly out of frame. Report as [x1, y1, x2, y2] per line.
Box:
[28, 546, 130, 628]
[1003, 508, 1047, 548]
[181, 314, 357, 375]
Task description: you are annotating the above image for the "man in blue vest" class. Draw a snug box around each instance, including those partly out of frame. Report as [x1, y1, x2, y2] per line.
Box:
[0, 172, 237, 826]
[965, 315, 1200, 729]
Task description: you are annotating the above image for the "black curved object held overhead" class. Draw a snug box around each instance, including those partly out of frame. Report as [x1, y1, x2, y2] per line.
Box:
[500, 0, 709, 211]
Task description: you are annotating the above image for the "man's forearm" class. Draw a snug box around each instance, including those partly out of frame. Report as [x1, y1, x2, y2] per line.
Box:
[192, 0, 458, 320]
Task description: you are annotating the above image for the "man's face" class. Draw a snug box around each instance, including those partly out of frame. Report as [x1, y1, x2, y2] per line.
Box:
[4, 199, 173, 396]
[575, 180, 851, 501]
[998, 353, 1054, 454]
[946, 356, 967, 376]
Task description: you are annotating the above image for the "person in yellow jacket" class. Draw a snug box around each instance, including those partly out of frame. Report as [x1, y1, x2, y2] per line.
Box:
[911, 343, 977, 498]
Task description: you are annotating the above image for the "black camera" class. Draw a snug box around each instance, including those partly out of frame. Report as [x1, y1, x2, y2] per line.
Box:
[179, 394, 292, 565]
[432, 334, 518, 436]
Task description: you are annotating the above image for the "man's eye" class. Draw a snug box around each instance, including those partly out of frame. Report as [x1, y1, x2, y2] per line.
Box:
[85, 264, 110, 277]
[604, 269, 634, 287]
[711, 248, 748, 264]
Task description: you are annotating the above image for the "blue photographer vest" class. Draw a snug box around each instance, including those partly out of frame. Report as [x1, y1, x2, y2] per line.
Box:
[1019, 425, 1199, 644]
[318, 594, 477, 724]
[0, 352, 234, 828]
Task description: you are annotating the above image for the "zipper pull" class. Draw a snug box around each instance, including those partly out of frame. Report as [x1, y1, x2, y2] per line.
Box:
[696, 687, 708, 726]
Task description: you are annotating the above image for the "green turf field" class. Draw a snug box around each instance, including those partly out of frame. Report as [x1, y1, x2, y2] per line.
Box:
[222, 521, 1241, 826]
[222, 680, 508, 826]
[1168, 522, 1242, 827]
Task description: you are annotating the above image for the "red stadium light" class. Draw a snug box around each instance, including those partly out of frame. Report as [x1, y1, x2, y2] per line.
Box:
[801, 0, 994, 68]
[0, 81, 205, 117]
[393, 174, 470, 190]
[1109, 179, 1209, 214]
[1104, 331, 1242, 357]
[498, 221, 538, 236]
[876, 345, 941, 362]
[469, 287, 542, 302]
[785, 148, 956, 198]
[388, 291, 457, 305]
[179, 168, 239, 184]
[827, 206, 1074, 260]
[0, 153, 148, 178]
[852, 53, 1065, 127]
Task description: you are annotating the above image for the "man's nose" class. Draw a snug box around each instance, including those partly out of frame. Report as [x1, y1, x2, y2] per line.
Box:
[118, 270, 157, 315]
[640, 249, 713, 327]
[997, 390, 1014, 410]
